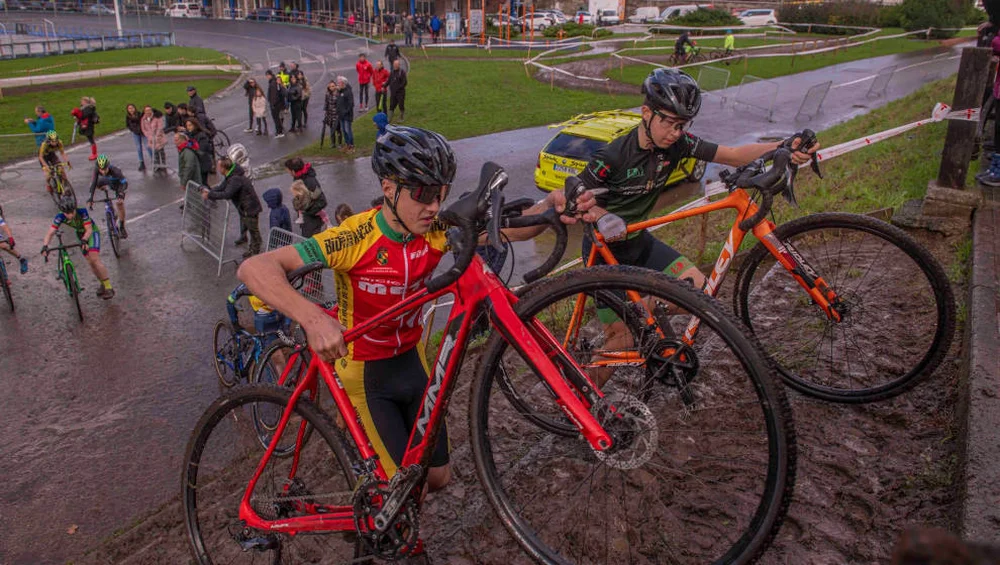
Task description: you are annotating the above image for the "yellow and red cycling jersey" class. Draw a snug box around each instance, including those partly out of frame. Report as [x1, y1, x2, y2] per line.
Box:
[294, 208, 448, 361]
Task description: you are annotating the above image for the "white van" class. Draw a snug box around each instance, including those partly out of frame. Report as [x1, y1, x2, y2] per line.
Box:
[660, 4, 706, 21]
[628, 7, 660, 23]
[167, 2, 202, 17]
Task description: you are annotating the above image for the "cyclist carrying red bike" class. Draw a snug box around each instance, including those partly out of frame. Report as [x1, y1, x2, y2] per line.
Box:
[237, 126, 593, 495]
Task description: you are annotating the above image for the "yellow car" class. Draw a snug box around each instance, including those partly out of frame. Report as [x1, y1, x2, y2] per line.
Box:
[534, 110, 707, 192]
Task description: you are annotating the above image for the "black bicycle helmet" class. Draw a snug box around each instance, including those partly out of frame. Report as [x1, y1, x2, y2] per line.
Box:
[372, 126, 457, 187]
[641, 68, 702, 120]
[58, 194, 77, 213]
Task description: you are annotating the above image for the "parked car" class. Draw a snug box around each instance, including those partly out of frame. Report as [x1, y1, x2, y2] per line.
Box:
[573, 10, 593, 24]
[248, 7, 280, 20]
[524, 13, 552, 30]
[738, 8, 778, 26]
[628, 6, 660, 23]
[487, 13, 522, 27]
[166, 2, 202, 17]
[660, 4, 710, 21]
[87, 3, 115, 15]
[596, 8, 619, 25]
[534, 111, 705, 192]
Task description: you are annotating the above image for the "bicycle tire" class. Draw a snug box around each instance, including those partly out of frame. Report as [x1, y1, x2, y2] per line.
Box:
[67, 262, 83, 322]
[213, 130, 230, 155]
[469, 266, 795, 565]
[251, 340, 315, 456]
[0, 260, 13, 313]
[182, 384, 362, 565]
[213, 320, 241, 387]
[733, 212, 956, 403]
[106, 210, 121, 258]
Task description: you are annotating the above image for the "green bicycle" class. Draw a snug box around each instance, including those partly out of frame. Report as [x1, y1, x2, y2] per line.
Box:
[43, 230, 84, 322]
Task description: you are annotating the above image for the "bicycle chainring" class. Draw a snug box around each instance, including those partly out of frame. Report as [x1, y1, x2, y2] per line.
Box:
[591, 392, 658, 470]
[351, 476, 420, 561]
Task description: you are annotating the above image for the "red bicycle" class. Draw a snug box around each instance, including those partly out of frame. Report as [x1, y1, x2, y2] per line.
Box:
[182, 163, 796, 564]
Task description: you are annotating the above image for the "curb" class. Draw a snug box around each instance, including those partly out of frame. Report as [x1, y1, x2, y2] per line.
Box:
[959, 185, 1000, 543]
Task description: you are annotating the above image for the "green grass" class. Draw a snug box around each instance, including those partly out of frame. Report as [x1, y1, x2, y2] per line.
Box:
[0, 77, 233, 163]
[612, 36, 936, 89]
[0, 46, 236, 78]
[298, 59, 641, 159]
[645, 75, 960, 265]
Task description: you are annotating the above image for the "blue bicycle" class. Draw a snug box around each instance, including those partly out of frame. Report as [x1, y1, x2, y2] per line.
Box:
[89, 185, 125, 259]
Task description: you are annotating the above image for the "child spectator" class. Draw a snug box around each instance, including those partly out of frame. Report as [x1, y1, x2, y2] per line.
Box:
[334, 203, 354, 225]
[262, 188, 292, 232]
[290, 180, 331, 231]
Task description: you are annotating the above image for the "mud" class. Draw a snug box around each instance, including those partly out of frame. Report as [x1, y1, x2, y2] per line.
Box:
[69, 225, 966, 564]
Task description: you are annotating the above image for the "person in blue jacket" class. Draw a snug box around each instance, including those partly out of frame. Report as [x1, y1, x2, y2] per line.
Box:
[262, 187, 292, 232]
[24, 106, 55, 147]
[430, 14, 442, 43]
[372, 111, 389, 137]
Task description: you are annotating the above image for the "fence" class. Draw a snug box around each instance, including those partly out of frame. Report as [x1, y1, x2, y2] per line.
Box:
[867, 64, 898, 99]
[796, 80, 833, 122]
[733, 74, 779, 122]
[180, 180, 233, 277]
[265, 46, 302, 70]
[697, 65, 731, 105]
[265, 227, 336, 305]
[0, 30, 174, 59]
[333, 37, 371, 59]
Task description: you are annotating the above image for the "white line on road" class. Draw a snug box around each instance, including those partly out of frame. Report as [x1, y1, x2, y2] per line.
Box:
[832, 54, 961, 89]
[125, 197, 184, 225]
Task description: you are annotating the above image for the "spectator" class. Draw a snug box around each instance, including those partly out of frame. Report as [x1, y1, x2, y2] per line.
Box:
[373, 111, 389, 136]
[288, 74, 304, 133]
[578, 11, 583, 24]
[140, 105, 167, 176]
[71, 96, 99, 161]
[403, 15, 413, 46]
[388, 59, 407, 122]
[186, 85, 210, 125]
[262, 187, 292, 232]
[415, 13, 425, 46]
[184, 118, 214, 185]
[163, 102, 180, 134]
[372, 60, 390, 114]
[323, 80, 342, 148]
[176, 102, 190, 124]
[334, 203, 354, 225]
[430, 14, 441, 42]
[347, 11, 355, 29]
[175, 131, 202, 208]
[284, 157, 328, 237]
[385, 38, 401, 65]
[335, 75, 355, 152]
[125, 103, 147, 172]
[202, 156, 263, 258]
[252, 85, 269, 136]
[298, 71, 312, 127]
[242, 78, 259, 133]
[290, 180, 331, 233]
[24, 105, 55, 148]
[356, 53, 373, 112]
[266, 70, 287, 138]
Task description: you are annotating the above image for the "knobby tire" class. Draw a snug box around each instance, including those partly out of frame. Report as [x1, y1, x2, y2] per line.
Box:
[67, 262, 83, 322]
[106, 210, 121, 258]
[251, 341, 316, 456]
[213, 320, 240, 387]
[0, 261, 13, 312]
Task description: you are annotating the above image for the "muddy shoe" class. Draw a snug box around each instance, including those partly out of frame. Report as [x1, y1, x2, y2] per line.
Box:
[233, 236, 248, 246]
[119, 222, 128, 239]
[97, 287, 115, 300]
[19, 258, 28, 274]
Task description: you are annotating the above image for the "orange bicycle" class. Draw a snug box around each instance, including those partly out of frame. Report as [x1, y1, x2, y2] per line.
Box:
[562, 143, 955, 404]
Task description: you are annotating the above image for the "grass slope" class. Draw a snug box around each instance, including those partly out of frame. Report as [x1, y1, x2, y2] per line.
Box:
[0, 46, 235, 78]
[298, 58, 642, 158]
[1, 78, 232, 163]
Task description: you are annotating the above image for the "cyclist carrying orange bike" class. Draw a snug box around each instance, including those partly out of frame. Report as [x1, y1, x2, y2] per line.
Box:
[236, 126, 594, 514]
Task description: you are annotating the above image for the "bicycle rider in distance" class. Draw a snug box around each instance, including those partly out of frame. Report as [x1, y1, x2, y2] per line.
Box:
[237, 125, 596, 499]
[86, 154, 130, 239]
[38, 130, 71, 196]
[674, 30, 697, 65]
[41, 194, 115, 300]
[568, 68, 820, 383]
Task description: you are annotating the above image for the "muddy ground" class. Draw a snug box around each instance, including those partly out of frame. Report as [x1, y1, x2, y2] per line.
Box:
[69, 222, 968, 565]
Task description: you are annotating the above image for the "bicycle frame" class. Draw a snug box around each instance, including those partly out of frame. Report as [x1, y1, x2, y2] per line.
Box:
[577, 187, 843, 347]
[238, 255, 613, 534]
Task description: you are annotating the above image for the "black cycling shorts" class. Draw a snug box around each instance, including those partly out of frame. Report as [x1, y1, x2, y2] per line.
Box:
[339, 347, 449, 477]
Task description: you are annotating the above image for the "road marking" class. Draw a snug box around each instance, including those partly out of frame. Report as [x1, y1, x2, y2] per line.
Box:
[125, 197, 184, 225]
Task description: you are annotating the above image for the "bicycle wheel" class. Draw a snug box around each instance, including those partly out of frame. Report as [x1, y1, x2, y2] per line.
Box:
[733, 212, 955, 403]
[470, 266, 795, 564]
[183, 384, 363, 564]
[106, 210, 121, 258]
[213, 130, 230, 155]
[67, 262, 83, 322]
[251, 340, 315, 456]
[0, 260, 13, 313]
[213, 320, 240, 387]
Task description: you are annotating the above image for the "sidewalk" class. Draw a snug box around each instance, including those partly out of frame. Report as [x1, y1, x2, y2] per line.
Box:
[0, 63, 245, 88]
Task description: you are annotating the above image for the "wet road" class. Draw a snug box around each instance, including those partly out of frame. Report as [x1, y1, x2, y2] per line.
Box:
[0, 15, 965, 563]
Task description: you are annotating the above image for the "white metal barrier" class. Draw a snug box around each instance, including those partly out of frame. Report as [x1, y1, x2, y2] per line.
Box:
[180, 180, 233, 276]
[696, 65, 730, 104]
[333, 37, 371, 59]
[733, 74, 779, 122]
[266, 46, 303, 69]
[265, 227, 336, 305]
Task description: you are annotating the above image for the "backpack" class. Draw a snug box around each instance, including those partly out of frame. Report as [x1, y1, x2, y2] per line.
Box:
[92, 110, 101, 125]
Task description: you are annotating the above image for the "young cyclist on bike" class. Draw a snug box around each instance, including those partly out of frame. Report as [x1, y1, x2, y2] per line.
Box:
[0, 205, 29, 274]
[674, 30, 696, 64]
[236, 126, 592, 497]
[41, 195, 115, 300]
[569, 68, 818, 380]
[38, 130, 71, 195]
[86, 154, 129, 239]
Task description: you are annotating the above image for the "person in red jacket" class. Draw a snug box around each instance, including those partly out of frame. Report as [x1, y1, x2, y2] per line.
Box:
[71, 96, 99, 161]
[355, 53, 374, 112]
[371, 60, 390, 114]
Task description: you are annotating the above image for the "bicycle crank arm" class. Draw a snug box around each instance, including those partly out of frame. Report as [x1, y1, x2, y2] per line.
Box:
[373, 465, 424, 532]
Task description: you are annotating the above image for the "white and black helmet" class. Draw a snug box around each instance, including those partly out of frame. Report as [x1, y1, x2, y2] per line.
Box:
[372, 126, 457, 187]
[227, 143, 250, 167]
[642, 68, 702, 120]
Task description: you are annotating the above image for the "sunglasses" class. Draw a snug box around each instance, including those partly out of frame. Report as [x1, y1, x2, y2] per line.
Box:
[653, 110, 690, 132]
[403, 184, 449, 205]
